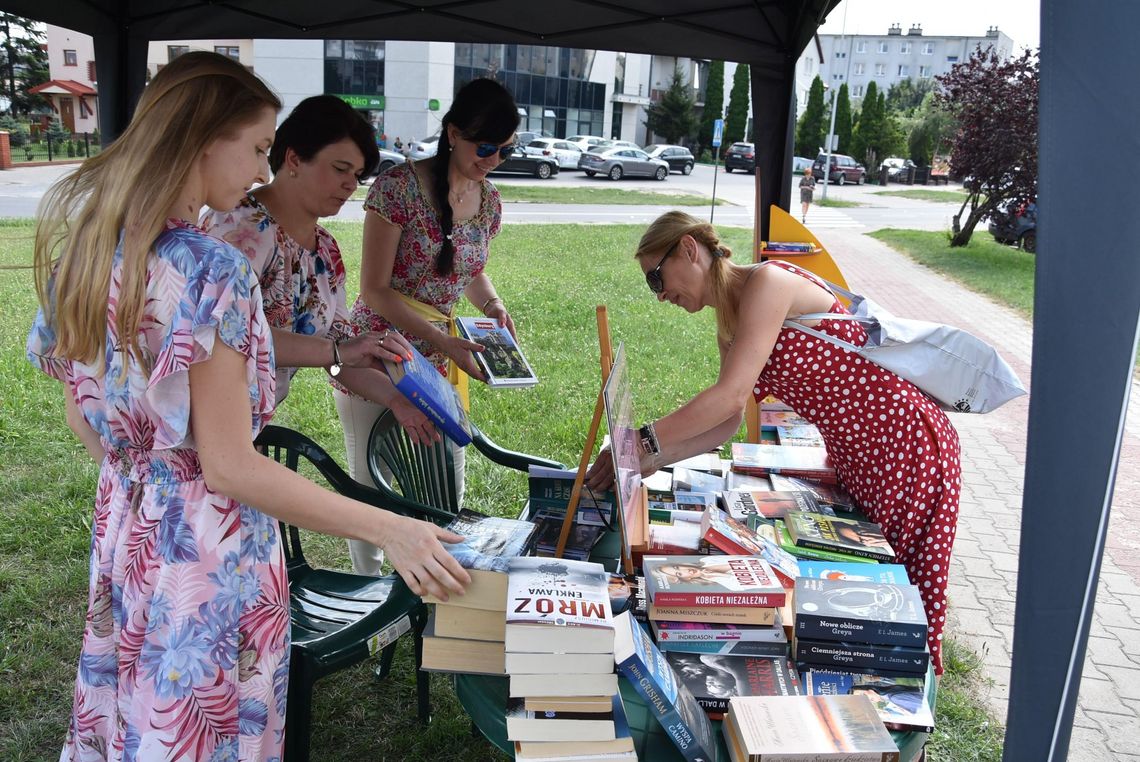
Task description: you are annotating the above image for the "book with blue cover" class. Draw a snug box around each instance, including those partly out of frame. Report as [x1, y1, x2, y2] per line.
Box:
[612, 611, 718, 762]
[383, 343, 472, 445]
[797, 561, 910, 584]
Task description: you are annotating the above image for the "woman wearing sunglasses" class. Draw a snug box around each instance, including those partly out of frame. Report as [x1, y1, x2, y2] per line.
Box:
[586, 210, 961, 676]
[334, 77, 521, 575]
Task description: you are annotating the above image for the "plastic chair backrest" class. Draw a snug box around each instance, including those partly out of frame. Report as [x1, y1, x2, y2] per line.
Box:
[368, 410, 460, 517]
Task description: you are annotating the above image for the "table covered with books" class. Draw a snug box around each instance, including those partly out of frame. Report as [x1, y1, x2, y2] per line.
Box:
[429, 355, 938, 762]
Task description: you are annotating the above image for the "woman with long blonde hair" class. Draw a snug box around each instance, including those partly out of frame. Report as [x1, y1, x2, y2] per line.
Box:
[587, 210, 961, 675]
[28, 52, 469, 760]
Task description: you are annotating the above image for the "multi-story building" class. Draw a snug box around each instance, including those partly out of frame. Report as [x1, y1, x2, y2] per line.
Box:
[30, 25, 99, 133]
[797, 24, 1016, 113]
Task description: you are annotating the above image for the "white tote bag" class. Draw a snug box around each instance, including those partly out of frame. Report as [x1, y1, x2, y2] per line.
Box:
[784, 280, 1027, 414]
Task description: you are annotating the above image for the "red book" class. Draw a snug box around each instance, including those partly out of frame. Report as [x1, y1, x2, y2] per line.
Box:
[642, 555, 786, 608]
[730, 443, 837, 484]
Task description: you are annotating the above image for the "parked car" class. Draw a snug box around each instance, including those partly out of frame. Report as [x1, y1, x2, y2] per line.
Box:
[488, 148, 560, 179]
[407, 135, 439, 160]
[724, 142, 755, 173]
[375, 148, 406, 176]
[590, 139, 641, 153]
[812, 152, 867, 185]
[645, 144, 695, 175]
[564, 134, 607, 152]
[515, 130, 553, 147]
[988, 200, 1037, 253]
[793, 156, 813, 174]
[578, 147, 669, 180]
[879, 156, 914, 181]
[524, 138, 583, 170]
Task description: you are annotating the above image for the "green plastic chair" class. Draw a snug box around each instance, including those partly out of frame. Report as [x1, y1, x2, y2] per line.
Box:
[366, 409, 565, 518]
[255, 425, 455, 762]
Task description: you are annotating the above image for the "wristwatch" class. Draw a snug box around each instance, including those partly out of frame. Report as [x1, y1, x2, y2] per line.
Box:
[329, 338, 343, 378]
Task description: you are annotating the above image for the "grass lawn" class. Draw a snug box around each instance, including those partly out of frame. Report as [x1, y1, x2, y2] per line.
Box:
[351, 183, 726, 206]
[1, 219, 1000, 760]
[815, 197, 864, 208]
[875, 189, 968, 203]
[870, 228, 1035, 316]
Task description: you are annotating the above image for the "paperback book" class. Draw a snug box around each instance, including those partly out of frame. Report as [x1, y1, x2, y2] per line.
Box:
[772, 519, 878, 564]
[797, 561, 910, 584]
[506, 695, 618, 743]
[442, 508, 538, 572]
[513, 694, 636, 759]
[794, 578, 927, 647]
[672, 467, 727, 495]
[852, 671, 936, 734]
[456, 315, 538, 387]
[383, 343, 472, 445]
[666, 653, 802, 716]
[784, 512, 896, 563]
[612, 611, 718, 762]
[774, 423, 825, 448]
[700, 509, 800, 588]
[643, 555, 785, 608]
[799, 669, 855, 696]
[730, 443, 837, 483]
[528, 514, 604, 561]
[528, 465, 615, 527]
[652, 619, 787, 646]
[505, 557, 614, 654]
[721, 489, 830, 522]
[793, 637, 930, 675]
[724, 694, 900, 762]
[768, 474, 857, 512]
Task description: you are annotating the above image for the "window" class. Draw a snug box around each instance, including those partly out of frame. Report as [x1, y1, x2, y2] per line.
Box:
[947, 55, 959, 63]
[900, 42, 911, 54]
[897, 65, 910, 77]
[835, 51, 846, 59]
[878, 41, 889, 54]
[919, 66, 932, 78]
[325, 40, 386, 100]
[874, 63, 886, 76]
[853, 84, 864, 97]
[856, 40, 867, 53]
[63, 49, 77, 66]
[923, 42, 935, 55]
[87, 60, 97, 82]
[167, 45, 189, 62]
[853, 63, 865, 76]
[214, 46, 240, 61]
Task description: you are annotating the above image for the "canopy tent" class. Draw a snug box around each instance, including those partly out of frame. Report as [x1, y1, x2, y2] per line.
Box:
[3, 1, 1137, 760]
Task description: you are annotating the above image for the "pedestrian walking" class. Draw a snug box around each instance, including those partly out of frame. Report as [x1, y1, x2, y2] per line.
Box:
[800, 167, 816, 223]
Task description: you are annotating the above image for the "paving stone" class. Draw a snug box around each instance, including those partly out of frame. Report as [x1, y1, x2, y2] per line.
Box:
[1096, 603, 1140, 631]
[988, 551, 1020, 573]
[1107, 666, 1140, 701]
[1087, 634, 1131, 669]
[1088, 710, 1140, 755]
[1078, 677, 1132, 716]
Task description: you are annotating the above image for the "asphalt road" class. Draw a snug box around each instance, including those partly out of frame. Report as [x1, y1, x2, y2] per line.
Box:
[0, 161, 967, 232]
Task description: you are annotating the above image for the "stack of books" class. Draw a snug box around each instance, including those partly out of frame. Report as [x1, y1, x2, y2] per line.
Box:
[721, 488, 831, 523]
[793, 576, 930, 679]
[731, 442, 838, 484]
[781, 512, 897, 563]
[699, 507, 801, 593]
[420, 509, 536, 675]
[723, 694, 900, 761]
[769, 473, 858, 513]
[504, 557, 624, 760]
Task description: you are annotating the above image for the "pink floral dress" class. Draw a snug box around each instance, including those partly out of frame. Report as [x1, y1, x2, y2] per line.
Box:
[753, 261, 962, 674]
[203, 194, 355, 404]
[27, 220, 289, 761]
[337, 161, 502, 389]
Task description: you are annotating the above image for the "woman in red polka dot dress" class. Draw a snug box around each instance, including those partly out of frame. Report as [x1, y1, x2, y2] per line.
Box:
[587, 211, 961, 674]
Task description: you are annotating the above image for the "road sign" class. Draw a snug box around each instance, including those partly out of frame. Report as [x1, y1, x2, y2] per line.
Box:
[712, 119, 724, 147]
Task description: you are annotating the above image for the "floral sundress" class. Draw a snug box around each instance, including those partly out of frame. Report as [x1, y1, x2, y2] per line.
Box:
[27, 220, 288, 761]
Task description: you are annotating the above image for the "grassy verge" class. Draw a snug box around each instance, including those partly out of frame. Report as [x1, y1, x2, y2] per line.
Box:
[869, 228, 1035, 316]
[927, 639, 1005, 760]
[1, 219, 1003, 759]
[875, 189, 967, 203]
[351, 183, 724, 206]
[815, 197, 865, 208]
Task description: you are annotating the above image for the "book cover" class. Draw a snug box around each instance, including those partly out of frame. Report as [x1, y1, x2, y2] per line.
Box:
[725, 694, 900, 761]
[528, 465, 615, 526]
[655, 638, 788, 658]
[668, 451, 729, 476]
[768, 474, 857, 512]
[773, 519, 878, 564]
[759, 409, 810, 428]
[607, 573, 648, 623]
[775, 423, 825, 448]
[699, 507, 769, 557]
[506, 694, 617, 742]
[794, 578, 927, 647]
[505, 557, 614, 654]
[456, 315, 538, 387]
[529, 515, 604, 561]
[383, 343, 472, 445]
[612, 611, 718, 762]
[725, 470, 773, 492]
[644, 521, 704, 556]
[793, 637, 930, 675]
[649, 603, 777, 626]
[643, 555, 785, 608]
[514, 695, 635, 758]
[642, 469, 676, 502]
[851, 671, 936, 734]
[730, 443, 837, 483]
[797, 561, 910, 584]
[672, 467, 727, 495]
[721, 489, 830, 523]
[652, 619, 787, 645]
[666, 653, 802, 715]
[784, 512, 897, 563]
[800, 669, 855, 696]
[442, 508, 537, 572]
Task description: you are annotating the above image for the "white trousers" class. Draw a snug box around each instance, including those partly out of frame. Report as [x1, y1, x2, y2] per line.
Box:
[333, 389, 466, 576]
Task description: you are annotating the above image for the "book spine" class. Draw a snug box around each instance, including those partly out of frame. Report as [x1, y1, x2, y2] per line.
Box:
[794, 536, 893, 562]
[656, 639, 788, 657]
[396, 375, 471, 446]
[615, 657, 708, 762]
[651, 589, 784, 608]
[754, 754, 899, 762]
[765, 466, 838, 483]
[795, 613, 927, 647]
[794, 639, 930, 675]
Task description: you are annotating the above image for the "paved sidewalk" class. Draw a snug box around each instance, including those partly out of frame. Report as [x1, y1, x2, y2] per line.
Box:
[816, 228, 1140, 761]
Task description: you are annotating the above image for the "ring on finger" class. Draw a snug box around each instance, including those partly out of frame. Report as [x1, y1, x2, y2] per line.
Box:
[377, 329, 390, 347]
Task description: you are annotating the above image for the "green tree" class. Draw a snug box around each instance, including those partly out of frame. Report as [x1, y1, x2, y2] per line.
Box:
[1, 14, 48, 115]
[644, 64, 698, 144]
[697, 60, 724, 156]
[851, 82, 903, 168]
[795, 75, 827, 157]
[834, 83, 853, 155]
[723, 63, 750, 151]
[885, 78, 935, 115]
[905, 91, 956, 166]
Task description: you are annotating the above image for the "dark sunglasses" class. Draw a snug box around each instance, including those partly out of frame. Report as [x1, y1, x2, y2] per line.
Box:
[645, 242, 679, 294]
[474, 141, 516, 160]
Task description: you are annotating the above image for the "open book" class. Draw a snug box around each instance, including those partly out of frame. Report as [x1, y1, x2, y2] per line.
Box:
[457, 316, 538, 388]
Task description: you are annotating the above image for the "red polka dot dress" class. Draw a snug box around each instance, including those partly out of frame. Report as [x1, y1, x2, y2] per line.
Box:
[753, 261, 962, 674]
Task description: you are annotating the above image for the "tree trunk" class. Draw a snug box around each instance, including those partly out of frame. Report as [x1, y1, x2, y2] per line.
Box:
[950, 200, 996, 247]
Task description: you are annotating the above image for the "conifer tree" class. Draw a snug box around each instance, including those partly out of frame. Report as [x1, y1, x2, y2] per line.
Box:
[723, 63, 750, 151]
[795, 75, 827, 157]
[834, 83, 853, 155]
[644, 64, 698, 144]
[697, 61, 725, 155]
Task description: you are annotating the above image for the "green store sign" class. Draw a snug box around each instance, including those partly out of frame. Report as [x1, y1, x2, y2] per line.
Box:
[335, 94, 385, 109]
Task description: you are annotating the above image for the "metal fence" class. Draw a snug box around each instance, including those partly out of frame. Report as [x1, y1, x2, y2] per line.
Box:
[14, 132, 100, 162]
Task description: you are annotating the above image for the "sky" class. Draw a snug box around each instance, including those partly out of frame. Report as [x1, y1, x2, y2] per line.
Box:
[818, 0, 1040, 52]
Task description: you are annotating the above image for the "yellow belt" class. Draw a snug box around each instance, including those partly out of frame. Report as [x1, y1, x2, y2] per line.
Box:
[394, 292, 470, 411]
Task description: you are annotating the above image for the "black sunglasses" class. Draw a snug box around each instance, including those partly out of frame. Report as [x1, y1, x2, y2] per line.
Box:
[646, 241, 679, 294]
[474, 141, 516, 160]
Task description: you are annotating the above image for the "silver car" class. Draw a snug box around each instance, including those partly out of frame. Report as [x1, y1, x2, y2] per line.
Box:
[578, 147, 670, 181]
[524, 138, 583, 170]
[376, 148, 406, 175]
[407, 135, 440, 160]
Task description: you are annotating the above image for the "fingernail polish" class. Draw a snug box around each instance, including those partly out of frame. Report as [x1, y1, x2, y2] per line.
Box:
[406, 353, 413, 361]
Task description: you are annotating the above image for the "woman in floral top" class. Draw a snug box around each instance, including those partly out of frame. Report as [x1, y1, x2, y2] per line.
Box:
[204, 96, 432, 440]
[335, 78, 521, 575]
[27, 54, 470, 761]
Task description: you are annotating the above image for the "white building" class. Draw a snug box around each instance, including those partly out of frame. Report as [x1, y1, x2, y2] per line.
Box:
[32, 25, 99, 133]
[796, 24, 1016, 114]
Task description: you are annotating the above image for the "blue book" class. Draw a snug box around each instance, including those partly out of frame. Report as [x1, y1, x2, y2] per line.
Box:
[383, 343, 472, 446]
[612, 611, 717, 762]
[799, 669, 855, 696]
[797, 561, 910, 584]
